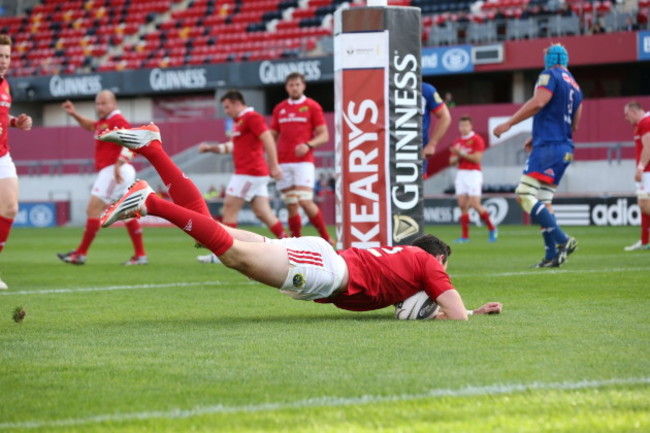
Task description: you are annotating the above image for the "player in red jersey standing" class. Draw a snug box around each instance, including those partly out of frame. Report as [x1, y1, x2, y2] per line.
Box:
[97, 124, 502, 320]
[198, 90, 286, 238]
[623, 101, 650, 251]
[56, 90, 148, 265]
[0, 35, 33, 290]
[270, 72, 332, 243]
[449, 116, 497, 243]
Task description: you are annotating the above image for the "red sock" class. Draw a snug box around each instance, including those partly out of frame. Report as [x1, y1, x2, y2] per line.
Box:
[642, 213, 650, 245]
[308, 210, 331, 242]
[460, 213, 470, 239]
[125, 219, 146, 257]
[288, 214, 302, 237]
[0, 215, 14, 254]
[269, 221, 287, 238]
[480, 210, 495, 231]
[138, 141, 210, 217]
[76, 218, 100, 255]
[145, 194, 233, 256]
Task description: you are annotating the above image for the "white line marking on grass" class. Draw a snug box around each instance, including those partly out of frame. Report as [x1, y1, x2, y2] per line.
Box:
[1, 377, 648, 430]
[456, 267, 649, 278]
[0, 281, 258, 296]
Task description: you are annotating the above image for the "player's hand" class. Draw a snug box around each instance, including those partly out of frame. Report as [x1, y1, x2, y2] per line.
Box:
[449, 155, 458, 166]
[198, 143, 212, 153]
[449, 144, 461, 155]
[61, 100, 76, 115]
[473, 302, 502, 315]
[270, 165, 283, 181]
[423, 143, 436, 158]
[523, 137, 533, 152]
[15, 114, 32, 131]
[635, 168, 643, 183]
[493, 122, 510, 138]
[295, 143, 310, 158]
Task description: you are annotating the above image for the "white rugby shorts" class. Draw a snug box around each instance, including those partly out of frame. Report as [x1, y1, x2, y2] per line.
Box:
[636, 172, 650, 200]
[0, 153, 17, 179]
[91, 163, 136, 204]
[267, 236, 346, 301]
[276, 162, 315, 191]
[226, 174, 270, 201]
[455, 169, 483, 196]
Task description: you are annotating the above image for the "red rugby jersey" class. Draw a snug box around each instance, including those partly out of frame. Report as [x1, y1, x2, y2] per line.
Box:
[634, 113, 650, 173]
[316, 246, 455, 312]
[452, 132, 485, 171]
[93, 110, 131, 171]
[271, 96, 326, 164]
[0, 78, 12, 158]
[231, 107, 270, 176]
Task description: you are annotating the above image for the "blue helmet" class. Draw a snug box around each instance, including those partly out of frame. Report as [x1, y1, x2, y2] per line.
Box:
[544, 44, 569, 69]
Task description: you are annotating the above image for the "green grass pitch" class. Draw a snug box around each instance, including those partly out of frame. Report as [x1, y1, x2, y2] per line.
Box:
[0, 225, 648, 432]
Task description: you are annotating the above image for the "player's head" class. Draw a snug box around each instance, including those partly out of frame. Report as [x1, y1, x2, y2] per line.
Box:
[544, 44, 569, 69]
[220, 90, 246, 119]
[285, 72, 306, 100]
[0, 34, 12, 78]
[411, 235, 452, 266]
[624, 100, 645, 125]
[458, 115, 473, 136]
[95, 90, 117, 119]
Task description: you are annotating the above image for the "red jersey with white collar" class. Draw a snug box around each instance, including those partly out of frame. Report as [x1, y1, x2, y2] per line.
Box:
[453, 131, 485, 171]
[634, 113, 650, 173]
[231, 107, 270, 176]
[93, 110, 131, 171]
[315, 246, 455, 312]
[271, 96, 325, 164]
[0, 78, 12, 158]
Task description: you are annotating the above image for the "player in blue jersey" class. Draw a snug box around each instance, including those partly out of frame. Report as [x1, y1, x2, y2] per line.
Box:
[493, 44, 583, 267]
[422, 82, 451, 178]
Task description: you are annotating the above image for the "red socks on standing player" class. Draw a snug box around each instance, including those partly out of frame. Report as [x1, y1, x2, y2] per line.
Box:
[642, 212, 650, 245]
[76, 218, 100, 255]
[480, 210, 496, 231]
[460, 213, 470, 239]
[288, 214, 302, 237]
[125, 219, 147, 257]
[0, 215, 13, 254]
[308, 210, 332, 243]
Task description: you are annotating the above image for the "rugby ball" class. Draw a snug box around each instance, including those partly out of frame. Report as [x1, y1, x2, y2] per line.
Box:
[394, 291, 439, 320]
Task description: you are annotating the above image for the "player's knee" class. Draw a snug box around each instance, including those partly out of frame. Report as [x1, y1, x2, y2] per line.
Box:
[281, 191, 299, 205]
[538, 184, 556, 205]
[515, 175, 541, 213]
[0, 203, 18, 219]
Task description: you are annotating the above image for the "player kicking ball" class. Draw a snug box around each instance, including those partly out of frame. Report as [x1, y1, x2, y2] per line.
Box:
[97, 124, 502, 320]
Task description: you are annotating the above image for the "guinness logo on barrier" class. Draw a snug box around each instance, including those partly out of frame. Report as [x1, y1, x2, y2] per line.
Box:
[393, 214, 419, 243]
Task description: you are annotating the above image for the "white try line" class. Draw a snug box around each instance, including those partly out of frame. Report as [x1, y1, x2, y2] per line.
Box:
[455, 267, 649, 278]
[0, 377, 648, 430]
[0, 281, 259, 296]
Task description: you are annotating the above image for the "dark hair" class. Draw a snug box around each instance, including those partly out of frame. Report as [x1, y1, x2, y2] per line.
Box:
[0, 35, 12, 46]
[220, 90, 245, 104]
[411, 234, 452, 264]
[285, 72, 306, 85]
[459, 115, 472, 123]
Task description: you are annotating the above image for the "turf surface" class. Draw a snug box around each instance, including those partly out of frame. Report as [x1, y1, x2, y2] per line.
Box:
[0, 225, 648, 432]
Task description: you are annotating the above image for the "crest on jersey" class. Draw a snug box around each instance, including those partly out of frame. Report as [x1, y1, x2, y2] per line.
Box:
[544, 168, 555, 176]
[299, 106, 309, 112]
[292, 273, 306, 288]
[433, 92, 443, 104]
[564, 152, 574, 162]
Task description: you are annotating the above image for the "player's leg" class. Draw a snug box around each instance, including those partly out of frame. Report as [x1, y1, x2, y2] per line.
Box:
[456, 194, 470, 242]
[221, 194, 245, 227]
[250, 195, 287, 239]
[626, 174, 650, 250]
[98, 125, 210, 216]
[111, 162, 148, 264]
[61, 194, 105, 264]
[293, 163, 332, 243]
[0, 175, 18, 290]
[102, 181, 291, 288]
[278, 165, 302, 237]
[454, 171, 470, 243]
[469, 195, 497, 241]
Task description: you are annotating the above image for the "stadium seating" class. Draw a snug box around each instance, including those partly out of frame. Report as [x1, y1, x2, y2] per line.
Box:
[1, 0, 644, 76]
